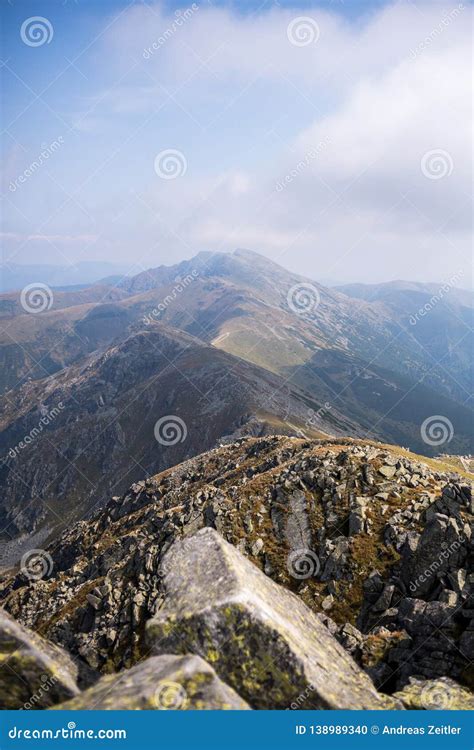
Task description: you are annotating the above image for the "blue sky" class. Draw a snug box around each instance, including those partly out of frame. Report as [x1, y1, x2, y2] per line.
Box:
[1, 0, 472, 285]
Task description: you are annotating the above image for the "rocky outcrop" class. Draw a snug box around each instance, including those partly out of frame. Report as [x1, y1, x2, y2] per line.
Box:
[0, 609, 80, 709]
[358, 483, 472, 690]
[53, 654, 249, 710]
[1, 436, 472, 705]
[148, 528, 392, 710]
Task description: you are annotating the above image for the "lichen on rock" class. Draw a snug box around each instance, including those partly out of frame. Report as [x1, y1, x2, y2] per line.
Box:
[147, 527, 391, 710]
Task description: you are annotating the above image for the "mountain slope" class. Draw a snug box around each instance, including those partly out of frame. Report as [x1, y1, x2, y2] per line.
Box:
[0, 249, 472, 558]
[0, 323, 356, 550]
[337, 280, 473, 405]
[1, 249, 472, 454]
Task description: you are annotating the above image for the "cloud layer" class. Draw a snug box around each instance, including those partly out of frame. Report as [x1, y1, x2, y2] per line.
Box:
[2, 1, 472, 285]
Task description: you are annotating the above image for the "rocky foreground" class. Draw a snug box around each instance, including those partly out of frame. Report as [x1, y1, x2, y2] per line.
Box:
[0, 436, 472, 710]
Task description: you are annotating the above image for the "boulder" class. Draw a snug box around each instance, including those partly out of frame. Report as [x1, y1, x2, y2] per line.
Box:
[379, 465, 396, 479]
[348, 497, 368, 535]
[53, 654, 250, 710]
[403, 514, 465, 597]
[147, 528, 391, 710]
[0, 608, 80, 709]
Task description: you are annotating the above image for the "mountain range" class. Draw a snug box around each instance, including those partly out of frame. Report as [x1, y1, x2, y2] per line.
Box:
[0, 248, 472, 557]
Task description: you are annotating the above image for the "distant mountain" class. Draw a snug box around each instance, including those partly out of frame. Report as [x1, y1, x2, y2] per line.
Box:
[337, 280, 473, 407]
[337, 280, 473, 306]
[0, 249, 472, 551]
[0, 262, 131, 293]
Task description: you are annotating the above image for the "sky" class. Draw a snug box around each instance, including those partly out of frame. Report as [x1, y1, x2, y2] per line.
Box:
[0, 0, 472, 286]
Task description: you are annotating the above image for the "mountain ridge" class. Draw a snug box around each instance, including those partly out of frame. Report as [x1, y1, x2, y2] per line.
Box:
[2, 435, 471, 700]
[0, 248, 472, 557]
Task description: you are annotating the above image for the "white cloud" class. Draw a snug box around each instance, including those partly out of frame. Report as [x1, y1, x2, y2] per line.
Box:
[5, 1, 471, 284]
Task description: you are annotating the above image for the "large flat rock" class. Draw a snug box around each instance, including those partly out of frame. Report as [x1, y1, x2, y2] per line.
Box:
[53, 654, 250, 710]
[147, 528, 392, 709]
[0, 608, 80, 709]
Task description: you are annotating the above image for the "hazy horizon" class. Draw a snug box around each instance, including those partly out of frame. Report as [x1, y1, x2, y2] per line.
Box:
[2, 246, 474, 293]
[1, 0, 472, 287]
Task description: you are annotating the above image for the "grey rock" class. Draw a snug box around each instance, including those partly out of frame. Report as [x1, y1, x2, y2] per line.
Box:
[379, 465, 396, 479]
[322, 594, 334, 611]
[404, 514, 465, 597]
[147, 528, 390, 710]
[0, 609, 80, 709]
[86, 593, 102, 611]
[53, 654, 250, 710]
